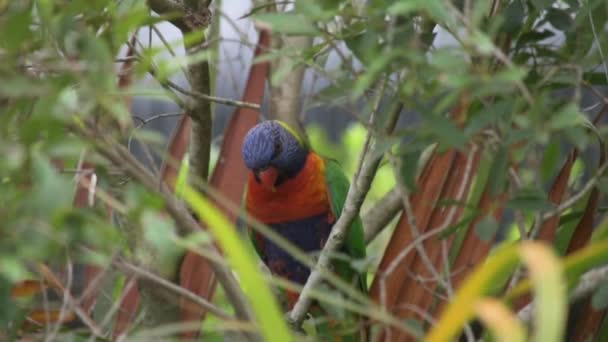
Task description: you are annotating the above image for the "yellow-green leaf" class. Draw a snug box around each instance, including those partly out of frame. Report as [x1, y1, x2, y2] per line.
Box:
[175, 160, 291, 342]
[428, 242, 566, 342]
[519, 243, 566, 342]
[427, 244, 520, 342]
[476, 299, 526, 342]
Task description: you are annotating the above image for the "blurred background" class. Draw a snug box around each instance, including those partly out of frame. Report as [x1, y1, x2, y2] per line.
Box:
[130, 0, 402, 215]
[131, 0, 607, 247]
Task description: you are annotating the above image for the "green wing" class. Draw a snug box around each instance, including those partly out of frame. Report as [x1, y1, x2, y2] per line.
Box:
[324, 158, 367, 292]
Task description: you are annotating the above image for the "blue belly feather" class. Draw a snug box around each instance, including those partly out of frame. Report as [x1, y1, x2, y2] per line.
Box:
[257, 213, 333, 285]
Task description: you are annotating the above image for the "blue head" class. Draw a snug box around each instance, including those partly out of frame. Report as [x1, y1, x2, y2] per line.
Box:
[242, 120, 308, 189]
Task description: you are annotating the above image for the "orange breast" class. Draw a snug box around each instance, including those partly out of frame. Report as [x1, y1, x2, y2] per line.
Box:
[245, 153, 331, 224]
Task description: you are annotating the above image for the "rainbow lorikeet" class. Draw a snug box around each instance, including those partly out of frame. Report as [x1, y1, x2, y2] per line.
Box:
[242, 120, 367, 340]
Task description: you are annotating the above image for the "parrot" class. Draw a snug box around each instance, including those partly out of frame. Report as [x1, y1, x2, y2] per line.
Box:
[241, 120, 367, 340]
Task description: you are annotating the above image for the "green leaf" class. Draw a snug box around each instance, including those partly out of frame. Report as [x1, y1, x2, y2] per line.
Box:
[487, 146, 509, 196]
[549, 103, 585, 130]
[399, 149, 422, 191]
[112, 3, 148, 49]
[506, 241, 608, 307]
[465, 99, 514, 135]
[598, 177, 608, 195]
[0, 4, 32, 52]
[139, 211, 183, 279]
[344, 27, 383, 66]
[0, 77, 50, 98]
[563, 8, 597, 59]
[404, 319, 425, 339]
[427, 244, 520, 341]
[425, 115, 468, 150]
[541, 140, 561, 182]
[565, 241, 608, 282]
[429, 242, 566, 342]
[175, 161, 292, 342]
[592, 281, 608, 310]
[546, 8, 573, 31]
[592, 214, 608, 242]
[387, 1, 418, 15]
[502, 0, 525, 34]
[471, 0, 492, 26]
[519, 243, 567, 342]
[352, 51, 398, 97]
[531, 0, 553, 10]
[0, 258, 29, 282]
[508, 188, 555, 212]
[475, 216, 499, 242]
[389, 0, 452, 26]
[30, 151, 74, 216]
[471, 31, 496, 55]
[254, 13, 319, 35]
[516, 30, 555, 48]
[296, 0, 337, 20]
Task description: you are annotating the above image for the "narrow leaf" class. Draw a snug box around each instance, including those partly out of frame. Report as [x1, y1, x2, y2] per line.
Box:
[176, 183, 291, 342]
[519, 243, 567, 342]
[476, 299, 527, 342]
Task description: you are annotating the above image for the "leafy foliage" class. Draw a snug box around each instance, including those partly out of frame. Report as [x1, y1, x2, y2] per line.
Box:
[2, 0, 608, 340]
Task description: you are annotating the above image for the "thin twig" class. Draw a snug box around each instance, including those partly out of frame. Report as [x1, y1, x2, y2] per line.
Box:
[113, 259, 232, 320]
[72, 123, 256, 328]
[128, 112, 184, 152]
[165, 79, 261, 109]
[36, 264, 105, 338]
[387, 152, 448, 290]
[97, 278, 137, 339]
[150, 24, 189, 79]
[45, 260, 74, 342]
[588, 11, 608, 84]
[541, 161, 608, 222]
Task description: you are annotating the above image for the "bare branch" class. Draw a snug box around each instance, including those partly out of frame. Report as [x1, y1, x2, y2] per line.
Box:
[540, 161, 608, 222]
[166, 79, 261, 110]
[287, 79, 400, 327]
[113, 259, 232, 320]
[268, 33, 311, 137]
[147, 0, 189, 32]
[36, 264, 105, 339]
[73, 124, 256, 328]
[362, 189, 401, 244]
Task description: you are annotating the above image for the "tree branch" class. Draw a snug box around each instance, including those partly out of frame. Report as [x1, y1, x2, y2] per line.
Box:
[113, 259, 232, 320]
[74, 124, 256, 328]
[268, 35, 311, 138]
[166, 79, 261, 110]
[147, 0, 189, 32]
[287, 81, 401, 327]
[362, 189, 401, 244]
[36, 264, 105, 338]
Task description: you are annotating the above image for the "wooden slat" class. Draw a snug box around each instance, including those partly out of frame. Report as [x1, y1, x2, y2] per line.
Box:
[369, 151, 456, 340]
[391, 149, 481, 342]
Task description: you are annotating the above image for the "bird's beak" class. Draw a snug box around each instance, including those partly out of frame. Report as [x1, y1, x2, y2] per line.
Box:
[258, 167, 279, 192]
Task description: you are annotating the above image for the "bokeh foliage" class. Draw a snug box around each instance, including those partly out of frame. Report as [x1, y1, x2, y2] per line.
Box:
[2, 0, 608, 340]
